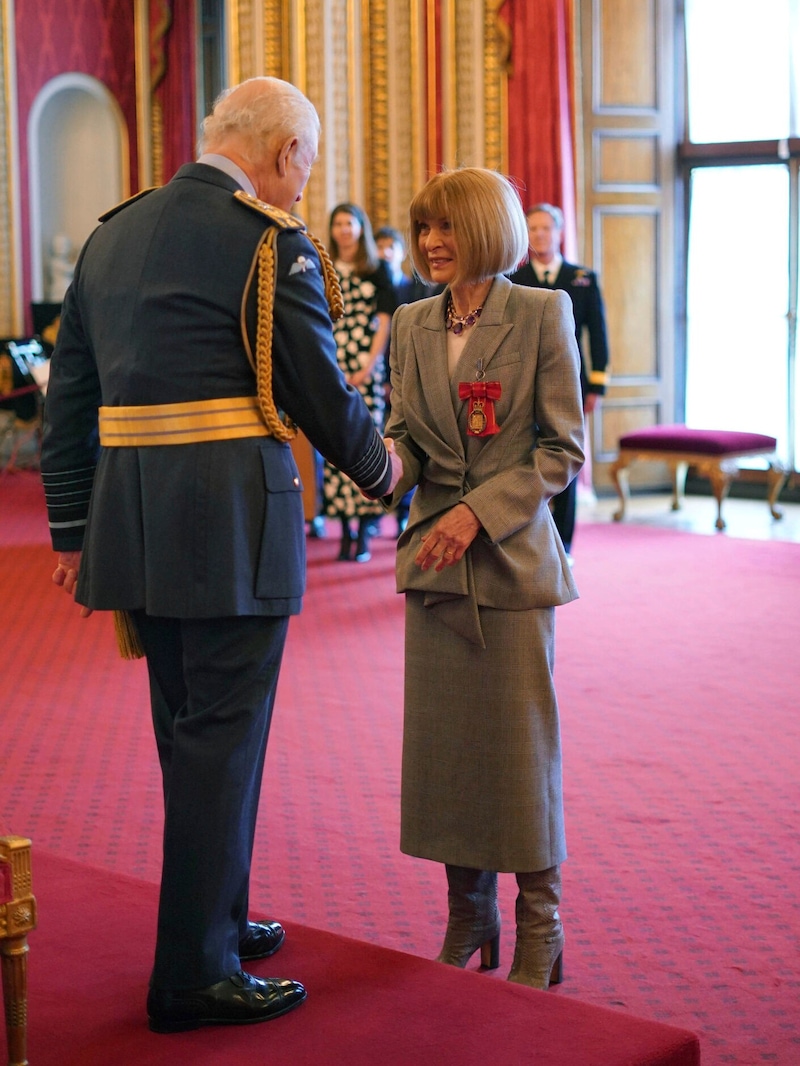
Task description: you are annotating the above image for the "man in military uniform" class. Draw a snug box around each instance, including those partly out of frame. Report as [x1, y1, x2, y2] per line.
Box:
[509, 203, 610, 558]
[40, 76, 402, 1033]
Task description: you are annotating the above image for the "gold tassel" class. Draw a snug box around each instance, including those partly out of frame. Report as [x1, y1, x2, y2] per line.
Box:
[113, 610, 145, 660]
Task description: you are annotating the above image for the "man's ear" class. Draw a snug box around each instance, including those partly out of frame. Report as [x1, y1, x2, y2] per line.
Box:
[276, 137, 298, 176]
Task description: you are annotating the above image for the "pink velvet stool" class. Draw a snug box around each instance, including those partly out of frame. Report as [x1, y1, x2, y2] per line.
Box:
[610, 424, 787, 531]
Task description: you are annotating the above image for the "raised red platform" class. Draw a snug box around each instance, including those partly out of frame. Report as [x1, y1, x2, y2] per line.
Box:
[21, 851, 700, 1066]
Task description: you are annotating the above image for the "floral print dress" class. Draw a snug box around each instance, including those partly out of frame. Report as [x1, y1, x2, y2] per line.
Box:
[323, 260, 395, 519]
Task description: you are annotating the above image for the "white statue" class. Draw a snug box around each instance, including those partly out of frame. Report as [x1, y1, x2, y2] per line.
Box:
[47, 233, 75, 302]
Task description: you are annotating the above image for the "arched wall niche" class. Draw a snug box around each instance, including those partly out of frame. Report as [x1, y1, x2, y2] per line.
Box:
[28, 73, 129, 302]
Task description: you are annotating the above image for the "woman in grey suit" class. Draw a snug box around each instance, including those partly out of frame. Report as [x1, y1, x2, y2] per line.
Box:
[384, 168, 585, 989]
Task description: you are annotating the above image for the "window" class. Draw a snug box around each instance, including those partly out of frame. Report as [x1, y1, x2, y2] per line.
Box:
[681, 0, 800, 471]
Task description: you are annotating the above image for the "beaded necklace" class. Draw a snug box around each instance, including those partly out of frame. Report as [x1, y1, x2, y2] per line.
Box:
[445, 295, 484, 335]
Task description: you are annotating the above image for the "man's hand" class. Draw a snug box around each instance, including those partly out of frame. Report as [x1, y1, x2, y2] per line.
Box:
[584, 393, 600, 415]
[52, 551, 92, 617]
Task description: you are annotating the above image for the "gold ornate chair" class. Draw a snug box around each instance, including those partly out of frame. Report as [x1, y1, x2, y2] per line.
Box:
[0, 837, 36, 1066]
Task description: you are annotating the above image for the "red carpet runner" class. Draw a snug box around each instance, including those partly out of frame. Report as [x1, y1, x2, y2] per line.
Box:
[27, 850, 699, 1065]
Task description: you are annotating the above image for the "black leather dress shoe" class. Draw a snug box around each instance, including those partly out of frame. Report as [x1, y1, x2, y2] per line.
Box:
[147, 970, 306, 1033]
[239, 919, 285, 961]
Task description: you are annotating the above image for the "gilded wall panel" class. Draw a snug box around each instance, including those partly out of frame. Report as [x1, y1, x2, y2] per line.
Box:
[453, 0, 483, 168]
[0, 0, 20, 334]
[220, 2, 508, 244]
[304, 0, 331, 236]
[483, 0, 508, 172]
[368, 0, 390, 225]
[383, 2, 420, 231]
[331, 0, 351, 209]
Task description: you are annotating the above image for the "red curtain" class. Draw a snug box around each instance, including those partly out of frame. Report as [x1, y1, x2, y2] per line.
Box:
[505, 0, 577, 259]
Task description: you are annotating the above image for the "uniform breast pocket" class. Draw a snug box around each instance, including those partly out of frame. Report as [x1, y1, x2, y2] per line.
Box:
[255, 443, 306, 600]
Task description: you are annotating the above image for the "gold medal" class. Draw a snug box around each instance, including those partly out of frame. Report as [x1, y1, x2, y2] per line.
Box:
[468, 403, 487, 434]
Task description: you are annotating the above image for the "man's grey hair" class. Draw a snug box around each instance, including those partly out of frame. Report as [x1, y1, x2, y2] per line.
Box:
[198, 76, 320, 165]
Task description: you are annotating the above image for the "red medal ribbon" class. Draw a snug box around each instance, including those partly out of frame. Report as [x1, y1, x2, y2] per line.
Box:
[458, 380, 502, 436]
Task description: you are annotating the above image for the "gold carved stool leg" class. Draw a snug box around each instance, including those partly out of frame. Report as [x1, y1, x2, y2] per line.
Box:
[1, 838, 36, 1066]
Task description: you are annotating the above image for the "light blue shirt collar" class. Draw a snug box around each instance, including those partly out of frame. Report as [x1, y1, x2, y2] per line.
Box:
[196, 153, 257, 198]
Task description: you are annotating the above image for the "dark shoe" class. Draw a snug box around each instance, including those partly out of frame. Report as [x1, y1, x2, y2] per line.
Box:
[147, 970, 306, 1033]
[239, 919, 285, 961]
[355, 517, 372, 562]
[308, 516, 326, 539]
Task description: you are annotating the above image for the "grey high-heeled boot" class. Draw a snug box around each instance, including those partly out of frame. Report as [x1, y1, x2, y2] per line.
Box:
[436, 865, 501, 970]
[507, 865, 564, 989]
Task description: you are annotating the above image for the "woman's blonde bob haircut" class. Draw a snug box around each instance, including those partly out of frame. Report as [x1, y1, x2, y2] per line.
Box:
[408, 168, 528, 287]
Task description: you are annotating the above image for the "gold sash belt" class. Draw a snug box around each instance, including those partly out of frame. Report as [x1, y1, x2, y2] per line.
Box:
[98, 396, 271, 446]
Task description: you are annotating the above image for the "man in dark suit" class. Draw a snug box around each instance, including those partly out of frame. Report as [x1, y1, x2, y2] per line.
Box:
[509, 203, 610, 557]
[40, 76, 402, 1033]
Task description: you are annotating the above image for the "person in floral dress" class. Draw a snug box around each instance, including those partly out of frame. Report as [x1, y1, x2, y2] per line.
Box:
[324, 203, 396, 560]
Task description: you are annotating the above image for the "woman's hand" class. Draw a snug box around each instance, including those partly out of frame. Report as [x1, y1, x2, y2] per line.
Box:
[349, 369, 369, 388]
[415, 503, 481, 572]
[52, 551, 93, 617]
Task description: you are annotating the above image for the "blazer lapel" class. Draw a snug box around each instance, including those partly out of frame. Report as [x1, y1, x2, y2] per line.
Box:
[413, 293, 464, 456]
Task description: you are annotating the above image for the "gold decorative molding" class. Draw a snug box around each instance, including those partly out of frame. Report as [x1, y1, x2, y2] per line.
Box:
[190, 0, 512, 241]
[484, 0, 510, 173]
[0, 0, 21, 333]
[151, 99, 164, 187]
[290, 0, 308, 89]
[134, 0, 153, 188]
[410, 0, 426, 193]
[453, 0, 482, 168]
[263, 0, 285, 79]
[368, 0, 390, 225]
[303, 0, 329, 235]
[425, 0, 437, 177]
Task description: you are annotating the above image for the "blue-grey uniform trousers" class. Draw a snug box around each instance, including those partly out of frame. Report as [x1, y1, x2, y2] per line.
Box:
[133, 611, 290, 990]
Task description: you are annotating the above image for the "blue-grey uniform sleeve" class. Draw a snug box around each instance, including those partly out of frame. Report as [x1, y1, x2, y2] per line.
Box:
[258, 228, 392, 498]
[40, 239, 102, 551]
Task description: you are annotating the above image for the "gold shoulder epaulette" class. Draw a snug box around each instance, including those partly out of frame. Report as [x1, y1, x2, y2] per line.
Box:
[234, 191, 306, 231]
[98, 188, 158, 223]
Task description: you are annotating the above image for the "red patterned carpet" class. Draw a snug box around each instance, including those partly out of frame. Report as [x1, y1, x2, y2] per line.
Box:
[2, 469, 799, 1063]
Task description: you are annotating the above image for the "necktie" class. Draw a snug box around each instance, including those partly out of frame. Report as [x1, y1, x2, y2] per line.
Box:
[542, 271, 550, 287]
